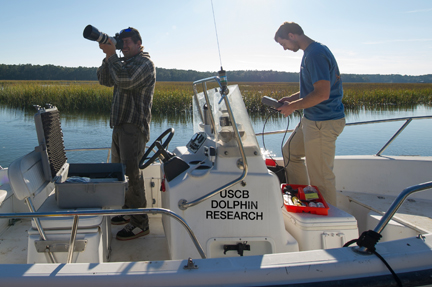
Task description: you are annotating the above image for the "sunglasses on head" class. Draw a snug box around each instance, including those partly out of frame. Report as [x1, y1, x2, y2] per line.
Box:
[120, 28, 133, 34]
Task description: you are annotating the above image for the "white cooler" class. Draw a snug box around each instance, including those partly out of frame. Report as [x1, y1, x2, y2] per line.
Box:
[282, 204, 359, 251]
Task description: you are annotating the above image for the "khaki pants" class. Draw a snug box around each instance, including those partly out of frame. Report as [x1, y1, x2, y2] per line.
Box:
[111, 123, 149, 230]
[282, 117, 345, 206]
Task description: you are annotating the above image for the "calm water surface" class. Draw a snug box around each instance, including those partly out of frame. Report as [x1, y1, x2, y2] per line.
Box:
[1, 105, 431, 168]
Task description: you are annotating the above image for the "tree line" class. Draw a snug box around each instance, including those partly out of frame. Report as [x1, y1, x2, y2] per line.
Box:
[0, 64, 431, 83]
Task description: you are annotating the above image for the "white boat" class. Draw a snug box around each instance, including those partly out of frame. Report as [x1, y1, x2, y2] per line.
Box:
[0, 75, 431, 287]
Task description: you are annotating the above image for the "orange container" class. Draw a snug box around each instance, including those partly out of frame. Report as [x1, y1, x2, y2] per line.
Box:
[281, 184, 329, 215]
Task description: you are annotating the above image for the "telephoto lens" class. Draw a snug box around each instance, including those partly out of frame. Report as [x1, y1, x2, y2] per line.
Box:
[83, 25, 123, 49]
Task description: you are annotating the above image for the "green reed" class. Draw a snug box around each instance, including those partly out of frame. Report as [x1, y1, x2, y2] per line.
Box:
[0, 81, 112, 113]
[342, 83, 432, 109]
[0, 81, 431, 115]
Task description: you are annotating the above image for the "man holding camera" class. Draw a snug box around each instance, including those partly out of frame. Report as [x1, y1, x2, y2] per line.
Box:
[274, 22, 345, 207]
[97, 27, 155, 240]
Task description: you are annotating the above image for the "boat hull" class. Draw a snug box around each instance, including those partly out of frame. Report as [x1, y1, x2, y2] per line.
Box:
[1, 234, 432, 286]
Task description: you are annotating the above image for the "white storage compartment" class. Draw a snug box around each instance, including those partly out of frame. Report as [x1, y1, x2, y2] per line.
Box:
[282, 204, 359, 251]
[55, 163, 126, 209]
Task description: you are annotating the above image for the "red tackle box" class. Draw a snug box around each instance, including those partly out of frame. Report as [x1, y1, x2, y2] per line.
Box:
[281, 184, 329, 215]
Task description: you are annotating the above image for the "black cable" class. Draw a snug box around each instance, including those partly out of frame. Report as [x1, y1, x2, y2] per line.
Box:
[373, 250, 403, 287]
[261, 108, 289, 179]
[280, 110, 302, 184]
[343, 231, 402, 287]
[261, 109, 277, 156]
[261, 109, 304, 183]
[280, 114, 291, 162]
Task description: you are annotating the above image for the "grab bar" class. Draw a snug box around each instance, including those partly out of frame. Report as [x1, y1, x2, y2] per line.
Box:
[373, 181, 432, 235]
[358, 181, 432, 253]
[0, 207, 207, 260]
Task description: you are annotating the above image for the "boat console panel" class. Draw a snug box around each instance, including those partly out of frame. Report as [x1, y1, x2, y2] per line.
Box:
[161, 85, 299, 259]
[186, 132, 207, 153]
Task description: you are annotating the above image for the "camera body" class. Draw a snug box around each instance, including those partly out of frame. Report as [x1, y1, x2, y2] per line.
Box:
[83, 25, 123, 50]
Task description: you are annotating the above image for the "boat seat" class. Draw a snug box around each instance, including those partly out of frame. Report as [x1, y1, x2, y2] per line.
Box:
[31, 194, 103, 230]
[0, 188, 9, 207]
[0, 167, 11, 207]
[0, 177, 13, 233]
[8, 150, 109, 264]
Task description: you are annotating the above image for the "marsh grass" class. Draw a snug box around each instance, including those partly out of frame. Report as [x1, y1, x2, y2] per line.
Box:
[0, 81, 431, 115]
[342, 83, 432, 109]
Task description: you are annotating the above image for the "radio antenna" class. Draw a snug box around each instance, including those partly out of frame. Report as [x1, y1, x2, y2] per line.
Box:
[211, 0, 223, 70]
[211, 0, 228, 94]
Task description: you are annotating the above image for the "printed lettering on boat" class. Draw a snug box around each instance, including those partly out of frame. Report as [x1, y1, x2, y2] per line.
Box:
[206, 189, 264, 220]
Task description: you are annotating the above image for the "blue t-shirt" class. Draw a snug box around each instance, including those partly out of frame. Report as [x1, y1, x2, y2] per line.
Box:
[300, 42, 345, 121]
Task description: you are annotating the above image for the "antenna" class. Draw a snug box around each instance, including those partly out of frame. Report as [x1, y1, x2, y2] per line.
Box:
[211, 0, 223, 70]
[211, 0, 228, 94]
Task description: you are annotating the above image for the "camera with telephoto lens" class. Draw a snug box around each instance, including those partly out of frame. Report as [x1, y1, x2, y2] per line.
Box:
[83, 25, 123, 50]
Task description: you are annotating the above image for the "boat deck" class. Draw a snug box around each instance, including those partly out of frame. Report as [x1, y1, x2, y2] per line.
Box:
[340, 190, 432, 234]
[0, 215, 170, 264]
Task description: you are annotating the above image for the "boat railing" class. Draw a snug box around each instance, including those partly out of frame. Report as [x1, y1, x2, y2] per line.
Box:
[65, 116, 432, 164]
[65, 147, 112, 163]
[65, 144, 155, 164]
[256, 115, 432, 156]
[358, 180, 432, 253]
[0, 207, 207, 263]
[3, 183, 431, 261]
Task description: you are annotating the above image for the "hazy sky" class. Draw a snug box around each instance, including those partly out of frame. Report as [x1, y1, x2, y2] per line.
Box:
[2, 0, 431, 75]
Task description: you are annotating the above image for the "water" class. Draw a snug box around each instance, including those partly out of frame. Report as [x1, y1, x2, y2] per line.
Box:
[1, 105, 431, 168]
[256, 106, 432, 158]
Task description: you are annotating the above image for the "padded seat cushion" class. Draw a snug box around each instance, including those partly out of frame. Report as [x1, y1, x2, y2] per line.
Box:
[0, 187, 9, 206]
[31, 194, 103, 230]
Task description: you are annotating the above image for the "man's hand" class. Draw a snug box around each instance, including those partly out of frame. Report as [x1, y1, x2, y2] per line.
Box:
[276, 81, 330, 117]
[277, 101, 296, 117]
[277, 92, 300, 117]
[99, 38, 116, 59]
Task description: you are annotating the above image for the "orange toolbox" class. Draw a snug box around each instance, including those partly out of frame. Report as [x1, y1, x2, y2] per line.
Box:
[281, 184, 329, 215]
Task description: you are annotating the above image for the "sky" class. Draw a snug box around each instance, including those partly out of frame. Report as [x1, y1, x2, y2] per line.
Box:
[1, 0, 431, 76]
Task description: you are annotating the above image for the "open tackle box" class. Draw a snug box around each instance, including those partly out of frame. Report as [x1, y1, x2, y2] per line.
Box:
[281, 184, 329, 215]
[34, 105, 126, 209]
[281, 184, 359, 251]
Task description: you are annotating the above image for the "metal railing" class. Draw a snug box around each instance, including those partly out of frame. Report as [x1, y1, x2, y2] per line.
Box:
[65, 147, 111, 163]
[358, 180, 432, 253]
[0, 207, 206, 262]
[66, 116, 432, 166]
[65, 144, 155, 164]
[256, 115, 432, 156]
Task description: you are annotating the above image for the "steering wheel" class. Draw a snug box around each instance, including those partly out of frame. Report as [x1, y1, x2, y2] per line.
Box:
[139, 128, 175, 170]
